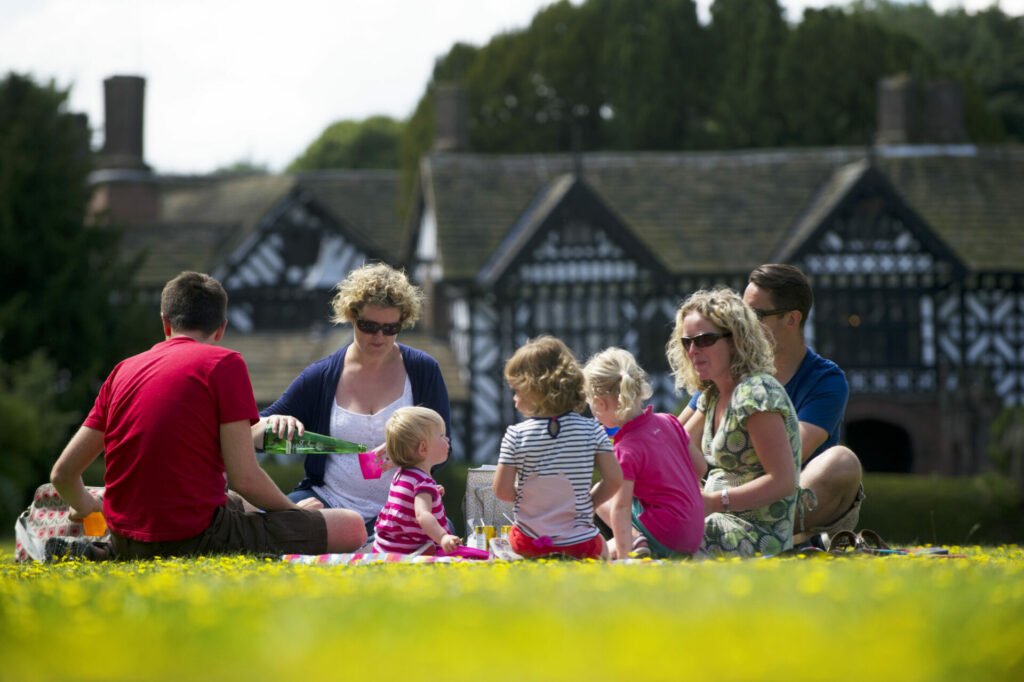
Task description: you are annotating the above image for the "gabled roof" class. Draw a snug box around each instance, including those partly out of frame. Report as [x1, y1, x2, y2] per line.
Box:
[878, 148, 1024, 272]
[477, 174, 669, 288]
[776, 159, 967, 279]
[418, 146, 1024, 280]
[122, 171, 404, 288]
[296, 170, 404, 263]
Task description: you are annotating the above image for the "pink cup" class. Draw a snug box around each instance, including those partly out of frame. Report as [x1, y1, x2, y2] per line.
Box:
[358, 451, 383, 479]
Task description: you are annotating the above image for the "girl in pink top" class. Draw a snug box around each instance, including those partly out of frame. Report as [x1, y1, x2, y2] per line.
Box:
[584, 348, 705, 558]
[372, 407, 461, 555]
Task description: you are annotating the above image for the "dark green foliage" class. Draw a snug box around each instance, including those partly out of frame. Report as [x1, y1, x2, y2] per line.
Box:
[0, 353, 76, 521]
[289, 116, 404, 171]
[708, 0, 788, 147]
[852, 1, 1024, 142]
[0, 73, 148, 508]
[777, 8, 921, 145]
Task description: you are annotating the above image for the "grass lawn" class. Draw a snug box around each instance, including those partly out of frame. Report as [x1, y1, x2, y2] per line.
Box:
[2, 546, 1022, 681]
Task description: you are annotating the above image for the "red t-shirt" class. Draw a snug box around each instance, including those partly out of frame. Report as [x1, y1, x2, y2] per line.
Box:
[83, 336, 259, 542]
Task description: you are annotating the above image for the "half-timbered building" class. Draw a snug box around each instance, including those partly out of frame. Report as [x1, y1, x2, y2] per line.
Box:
[90, 75, 1024, 475]
[408, 146, 1024, 474]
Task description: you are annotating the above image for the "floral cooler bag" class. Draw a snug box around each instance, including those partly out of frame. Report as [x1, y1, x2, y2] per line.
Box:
[14, 483, 108, 562]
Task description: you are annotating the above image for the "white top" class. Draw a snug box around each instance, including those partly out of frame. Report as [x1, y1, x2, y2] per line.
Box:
[313, 377, 413, 521]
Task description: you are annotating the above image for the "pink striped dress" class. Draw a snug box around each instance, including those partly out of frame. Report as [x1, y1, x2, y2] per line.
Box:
[372, 467, 448, 554]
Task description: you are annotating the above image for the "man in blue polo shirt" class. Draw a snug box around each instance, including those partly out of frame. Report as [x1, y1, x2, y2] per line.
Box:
[679, 264, 864, 541]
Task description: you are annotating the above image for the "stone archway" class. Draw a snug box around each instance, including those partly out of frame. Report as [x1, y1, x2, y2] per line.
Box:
[845, 419, 914, 473]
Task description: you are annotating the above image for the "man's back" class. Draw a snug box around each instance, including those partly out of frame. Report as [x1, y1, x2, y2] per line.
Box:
[83, 336, 258, 542]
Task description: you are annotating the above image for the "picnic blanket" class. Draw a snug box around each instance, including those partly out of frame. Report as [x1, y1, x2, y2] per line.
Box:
[282, 552, 474, 565]
[14, 483, 109, 563]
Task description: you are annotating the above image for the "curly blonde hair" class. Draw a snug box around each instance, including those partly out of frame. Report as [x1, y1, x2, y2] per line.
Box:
[666, 287, 775, 395]
[385, 406, 446, 469]
[582, 347, 652, 422]
[504, 336, 586, 417]
[329, 263, 423, 328]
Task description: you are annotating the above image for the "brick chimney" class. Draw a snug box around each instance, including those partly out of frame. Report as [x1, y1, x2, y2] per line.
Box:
[434, 83, 468, 152]
[876, 74, 966, 145]
[88, 75, 159, 225]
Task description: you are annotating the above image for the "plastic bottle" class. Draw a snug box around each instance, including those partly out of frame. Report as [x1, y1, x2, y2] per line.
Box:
[261, 428, 368, 456]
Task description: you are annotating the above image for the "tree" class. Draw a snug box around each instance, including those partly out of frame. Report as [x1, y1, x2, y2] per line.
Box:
[596, 0, 709, 149]
[777, 8, 920, 146]
[289, 116, 404, 171]
[854, 1, 1023, 142]
[0, 73, 147, 506]
[708, 0, 788, 147]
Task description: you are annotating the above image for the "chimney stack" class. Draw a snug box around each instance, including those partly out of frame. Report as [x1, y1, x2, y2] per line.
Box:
[876, 74, 966, 146]
[87, 75, 158, 225]
[434, 83, 468, 152]
[99, 75, 149, 170]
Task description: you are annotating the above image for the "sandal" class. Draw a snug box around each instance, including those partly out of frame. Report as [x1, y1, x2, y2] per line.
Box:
[856, 529, 889, 550]
[629, 536, 652, 559]
[826, 529, 860, 554]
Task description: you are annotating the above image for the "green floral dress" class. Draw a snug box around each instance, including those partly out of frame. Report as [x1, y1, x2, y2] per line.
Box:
[698, 373, 801, 558]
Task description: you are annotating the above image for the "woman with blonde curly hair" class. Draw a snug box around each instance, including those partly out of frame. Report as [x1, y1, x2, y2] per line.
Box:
[493, 336, 622, 559]
[667, 288, 801, 557]
[253, 263, 450, 538]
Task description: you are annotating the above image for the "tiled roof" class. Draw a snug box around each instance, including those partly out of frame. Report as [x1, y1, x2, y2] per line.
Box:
[122, 171, 405, 288]
[221, 328, 468, 407]
[297, 170, 404, 263]
[420, 147, 1024, 279]
[877, 148, 1024, 272]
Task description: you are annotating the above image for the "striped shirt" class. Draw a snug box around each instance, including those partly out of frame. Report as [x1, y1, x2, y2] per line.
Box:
[372, 468, 448, 554]
[498, 412, 613, 546]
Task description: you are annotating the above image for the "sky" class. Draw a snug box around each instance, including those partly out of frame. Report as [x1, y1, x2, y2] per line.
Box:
[1, 0, 1019, 174]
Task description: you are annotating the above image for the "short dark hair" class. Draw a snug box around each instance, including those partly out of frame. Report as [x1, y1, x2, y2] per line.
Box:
[748, 264, 813, 327]
[160, 271, 228, 334]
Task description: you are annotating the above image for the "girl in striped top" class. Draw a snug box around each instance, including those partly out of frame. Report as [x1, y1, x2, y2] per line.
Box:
[493, 336, 623, 559]
[372, 407, 461, 555]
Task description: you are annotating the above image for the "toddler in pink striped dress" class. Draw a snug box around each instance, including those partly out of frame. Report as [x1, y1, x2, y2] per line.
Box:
[372, 407, 461, 555]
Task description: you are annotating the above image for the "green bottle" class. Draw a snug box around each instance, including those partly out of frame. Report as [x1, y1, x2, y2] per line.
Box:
[262, 429, 368, 455]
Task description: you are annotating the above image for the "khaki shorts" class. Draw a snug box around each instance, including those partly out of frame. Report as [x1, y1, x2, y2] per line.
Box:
[798, 483, 866, 537]
[111, 492, 327, 560]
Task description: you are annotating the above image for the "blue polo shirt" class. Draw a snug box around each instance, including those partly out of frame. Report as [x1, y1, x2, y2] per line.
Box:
[686, 348, 848, 460]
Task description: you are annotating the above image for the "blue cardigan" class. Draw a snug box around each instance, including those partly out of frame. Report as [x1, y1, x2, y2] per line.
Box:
[260, 343, 452, 490]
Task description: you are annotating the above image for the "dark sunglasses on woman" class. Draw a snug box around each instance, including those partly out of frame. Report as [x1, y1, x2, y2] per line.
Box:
[680, 332, 732, 350]
[355, 319, 402, 336]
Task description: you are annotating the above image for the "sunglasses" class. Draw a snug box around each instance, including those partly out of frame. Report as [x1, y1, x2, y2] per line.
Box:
[680, 332, 732, 350]
[752, 308, 792, 321]
[355, 319, 402, 336]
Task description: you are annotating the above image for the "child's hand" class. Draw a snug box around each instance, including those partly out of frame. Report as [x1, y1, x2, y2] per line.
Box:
[371, 443, 395, 472]
[437, 484, 445, 498]
[295, 497, 323, 511]
[439, 534, 462, 553]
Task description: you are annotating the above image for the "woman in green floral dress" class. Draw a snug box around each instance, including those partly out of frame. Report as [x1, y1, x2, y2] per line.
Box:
[667, 288, 801, 557]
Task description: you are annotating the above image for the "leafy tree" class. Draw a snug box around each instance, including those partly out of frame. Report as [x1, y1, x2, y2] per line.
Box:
[0, 73, 148, 505]
[213, 159, 270, 175]
[777, 8, 920, 146]
[854, 1, 1023, 142]
[289, 116, 404, 171]
[0, 353, 74, 520]
[708, 0, 788, 147]
[596, 0, 708, 149]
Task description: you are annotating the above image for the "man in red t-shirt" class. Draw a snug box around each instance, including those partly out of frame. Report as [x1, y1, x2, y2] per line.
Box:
[50, 271, 366, 559]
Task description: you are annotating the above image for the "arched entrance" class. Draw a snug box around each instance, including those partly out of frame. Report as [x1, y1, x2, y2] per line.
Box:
[845, 419, 914, 473]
